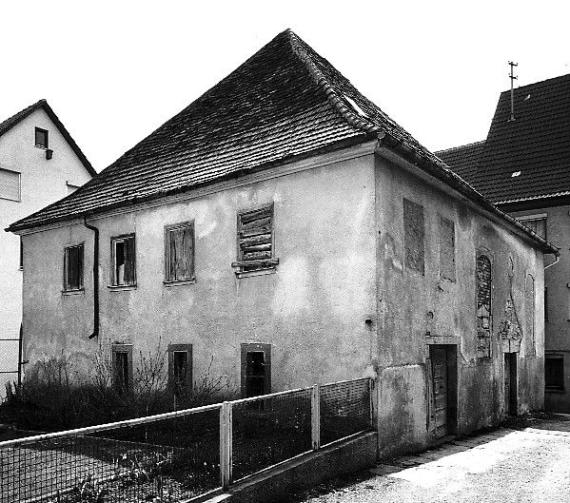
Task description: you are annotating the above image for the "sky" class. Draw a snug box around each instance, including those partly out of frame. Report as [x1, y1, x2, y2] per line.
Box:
[1, 0, 569, 173]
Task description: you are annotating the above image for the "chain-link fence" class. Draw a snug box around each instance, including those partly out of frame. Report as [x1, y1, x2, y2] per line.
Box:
[0, 377, 373, 502]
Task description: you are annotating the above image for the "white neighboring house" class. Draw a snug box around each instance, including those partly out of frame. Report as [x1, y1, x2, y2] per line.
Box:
[0, 100, 95, 396]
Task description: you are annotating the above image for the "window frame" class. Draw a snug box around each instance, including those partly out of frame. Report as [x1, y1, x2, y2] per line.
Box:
[0, 167, 21, 202]
[240, 342, 271, 398]
[35, 127, 49, 149]
[164, 221, 195, 284]
[232, 203, 278, 276]
[110, 234, 137, 287]
[63, 243, 84, 292]
[545, 354, 564, 392]
[168, 343, 193, 394]
[111, 344, 133, 394]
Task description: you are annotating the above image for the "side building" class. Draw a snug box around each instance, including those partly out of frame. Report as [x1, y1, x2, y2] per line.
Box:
[437, 73, 570, 412]
[0, 100, 95, 395]
[9, 31, 556, 456]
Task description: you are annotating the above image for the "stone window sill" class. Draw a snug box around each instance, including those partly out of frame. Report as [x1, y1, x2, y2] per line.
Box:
[163, 279, 196, 287]
[107, 284, 137, 291]
[62, 288, 85, 296]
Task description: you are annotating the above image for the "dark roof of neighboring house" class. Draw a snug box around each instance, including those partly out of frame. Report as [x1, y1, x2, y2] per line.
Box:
[0, 99, 96, 177]
[441, 73, 570, 205]
[5, 31, 557, 254]
[435, 140, 485, 182]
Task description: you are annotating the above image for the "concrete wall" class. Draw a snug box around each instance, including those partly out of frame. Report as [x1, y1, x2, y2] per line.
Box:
[511, 205, 570, 412]
[0, 108, 92, 395]
[21, 151, 378, 392]
[375, 156, 545, 457]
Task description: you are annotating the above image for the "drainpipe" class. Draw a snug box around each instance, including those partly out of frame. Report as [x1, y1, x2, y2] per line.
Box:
[544, 254, 560, 271]
[83, 218, 99, 339]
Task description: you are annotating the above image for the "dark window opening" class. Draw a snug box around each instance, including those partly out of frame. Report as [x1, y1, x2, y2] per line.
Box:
[545, 356, 564, 391]
[241, 343, 271, 397]
[112, 346, 132, 393]
[165, 222, 195, 282]
[35, 127, 48, 149]
[168, 344, 192, 396]
[404, 198, 425, 275]
[233, 204, 277, 273]
[111, 234, 136, 286]
[63, 244, 84, 291]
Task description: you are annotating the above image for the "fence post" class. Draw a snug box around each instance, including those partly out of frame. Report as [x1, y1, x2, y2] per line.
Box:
[219, 401, 233, 488]
[311, 384, 320, 450]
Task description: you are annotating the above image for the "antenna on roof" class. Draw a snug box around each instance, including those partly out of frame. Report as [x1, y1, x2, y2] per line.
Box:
[508, 61, 518, 121]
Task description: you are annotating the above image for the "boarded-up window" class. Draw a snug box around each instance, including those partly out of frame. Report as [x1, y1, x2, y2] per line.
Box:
[241, 343, 271, 397]
[439, 217, 455, 282]
[232, 204, 278, 273]
[476, 254, 492, 358]
[404, 198, 425, 275]
[111, 234, 136, 286]
[168, 344, 193, 396]
[112, 344, 133, 393]
[0, 168, 21, 201]
[165, 222, 195, 283]
[545, 355, 564, 391]
[63, 244, 84, 291]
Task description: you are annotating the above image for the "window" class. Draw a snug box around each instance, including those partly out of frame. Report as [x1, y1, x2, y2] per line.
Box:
[168, 344, 192, 395]
[439, 217, 455, 282]
[112, 344, 133, 393]
[476, 254, 492, 359]
[63, 244, 84, 291]
[0, 168, 21, 202]
[241, 343, 271, 397]
[404, 198, 425, 274]
[35, 127, 48, 149]
[545, 355, 564, 391]
[111, 234, 136, 286]
[232, 204, 278, 274]
[516, 214, 547, 240]
[164, 222, 195, 283]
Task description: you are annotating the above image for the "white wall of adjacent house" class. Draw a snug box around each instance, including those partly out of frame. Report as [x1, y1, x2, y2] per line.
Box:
[0, 108, 92, 397]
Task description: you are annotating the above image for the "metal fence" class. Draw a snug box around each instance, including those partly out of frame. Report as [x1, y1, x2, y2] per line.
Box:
[0, 377, 373, 502]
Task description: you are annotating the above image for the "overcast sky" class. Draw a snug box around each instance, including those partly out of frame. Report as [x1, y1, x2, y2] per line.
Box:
[2, 0, 569, 172]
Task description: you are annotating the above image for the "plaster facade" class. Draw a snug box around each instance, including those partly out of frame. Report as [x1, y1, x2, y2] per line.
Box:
[0, 107, 92, 395]
[17, 143, 546, 454]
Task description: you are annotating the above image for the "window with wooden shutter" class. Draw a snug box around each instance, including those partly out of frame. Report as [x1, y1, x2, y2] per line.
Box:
[164, 222, 195, 283]
[111, 234, 136, 286]
[63, 244, 84, 291]
[0, 168, 21, 202]
[232, 204, 278, 274]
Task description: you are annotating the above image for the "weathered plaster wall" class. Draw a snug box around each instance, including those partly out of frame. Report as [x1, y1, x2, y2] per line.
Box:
[0, 108, 92, 394]
[512, 205, 570, 412]
[375, 156, 545, 456]
[21, 151, 377, 393]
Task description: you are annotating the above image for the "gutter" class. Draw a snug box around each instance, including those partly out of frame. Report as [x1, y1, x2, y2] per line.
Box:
[83, 218, 99, 339]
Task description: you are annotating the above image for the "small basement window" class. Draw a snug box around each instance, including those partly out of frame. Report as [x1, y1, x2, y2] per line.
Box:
[545, 355, 564, 391]
[63, 244, 84, 291]
[164, 222, 195, 283]
[111, 234, 136, 286]
[35, 127, 48, 149]
[241, 343, 271, 398]
[112, 344, 133, 393]
[168, 344, 193, 395]
[232, 204, 278, 274]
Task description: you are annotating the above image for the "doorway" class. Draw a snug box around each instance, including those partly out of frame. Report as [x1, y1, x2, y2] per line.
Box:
[429, 345, 457, 438]
[504, 352, 518, 416]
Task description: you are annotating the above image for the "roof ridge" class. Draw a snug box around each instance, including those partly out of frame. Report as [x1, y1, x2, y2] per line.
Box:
[435, 140, 485, 154]
[498, 72, 570, 96]
[286, 31, 380, 134]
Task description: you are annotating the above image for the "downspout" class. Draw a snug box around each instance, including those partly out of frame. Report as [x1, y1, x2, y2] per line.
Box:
[83, 218, 99, 339]
[544, 254, 560, 271]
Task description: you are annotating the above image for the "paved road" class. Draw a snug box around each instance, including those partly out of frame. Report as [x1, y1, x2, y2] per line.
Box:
[292, 415, 570, 503]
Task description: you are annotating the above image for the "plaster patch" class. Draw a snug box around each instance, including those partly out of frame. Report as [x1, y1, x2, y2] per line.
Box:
[273, 256, 310, 317]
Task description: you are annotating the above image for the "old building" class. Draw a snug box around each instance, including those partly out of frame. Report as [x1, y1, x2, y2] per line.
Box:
[437, 73, 570, 413]
[0, 100, 95, 395]
[8, 31, 556, 456]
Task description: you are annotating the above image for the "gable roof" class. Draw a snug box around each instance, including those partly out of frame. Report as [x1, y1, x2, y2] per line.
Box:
[0, 99, 96, 177]
[435, 140, 485, 182]
[5, 31, 556, 254]
[440, 73, 570, 205]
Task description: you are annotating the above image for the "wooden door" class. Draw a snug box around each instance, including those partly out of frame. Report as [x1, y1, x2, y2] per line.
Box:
[430, 347, 448, 438]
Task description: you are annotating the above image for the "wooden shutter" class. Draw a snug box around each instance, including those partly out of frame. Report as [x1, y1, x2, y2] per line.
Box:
[123, 236, 136, 285]
[234, 205, 277, 271]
